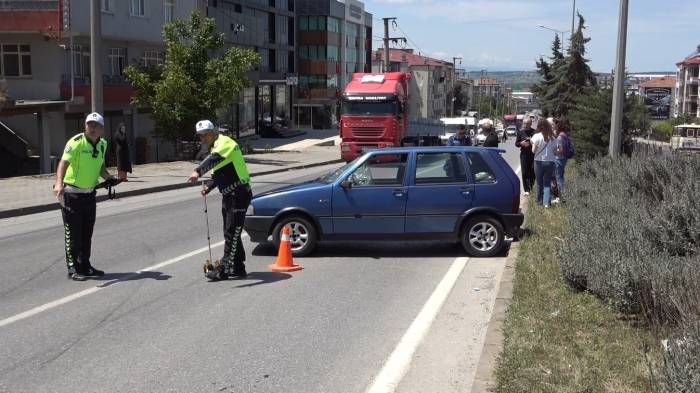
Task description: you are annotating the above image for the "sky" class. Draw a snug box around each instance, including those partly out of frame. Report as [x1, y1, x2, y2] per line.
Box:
[362, 0, 699, 73]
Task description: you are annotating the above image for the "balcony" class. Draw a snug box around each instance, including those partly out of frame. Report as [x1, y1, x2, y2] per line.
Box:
[60, 74, 134, 105]
[0, 1, 60, 32]
[688, 77, 699, 85]
[688, 95, 698, 103]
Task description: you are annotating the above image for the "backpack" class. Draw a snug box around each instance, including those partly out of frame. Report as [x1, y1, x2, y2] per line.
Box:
[560, 133, 575, 159]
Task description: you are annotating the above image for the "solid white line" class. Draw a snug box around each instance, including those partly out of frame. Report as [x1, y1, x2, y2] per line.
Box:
[365, 257, 469, 393]
[0, 237, 242, 329]
[515, 165, 522, 175]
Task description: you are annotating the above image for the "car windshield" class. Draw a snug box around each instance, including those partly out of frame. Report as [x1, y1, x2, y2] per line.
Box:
[316, 161, 355, 184]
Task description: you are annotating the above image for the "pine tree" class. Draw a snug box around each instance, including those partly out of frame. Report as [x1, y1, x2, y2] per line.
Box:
[545, 13, 596, 118]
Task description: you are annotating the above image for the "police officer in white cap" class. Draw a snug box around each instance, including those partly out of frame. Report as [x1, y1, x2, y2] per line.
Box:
[54, 112, 116, 281]
[187, 120, 252, 281]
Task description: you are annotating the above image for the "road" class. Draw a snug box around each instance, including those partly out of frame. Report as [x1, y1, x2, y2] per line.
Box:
[0, 141, 521, 393]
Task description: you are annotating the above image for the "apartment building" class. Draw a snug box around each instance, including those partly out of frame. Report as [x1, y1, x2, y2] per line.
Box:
[674, 44, 700, 118]
[293, 0, 372, 129]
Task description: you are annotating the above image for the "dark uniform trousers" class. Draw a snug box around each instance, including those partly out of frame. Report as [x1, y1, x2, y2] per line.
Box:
[520, 154, 536, 193]
[61, 191, 97, 273]
[222, 185, 252, 271]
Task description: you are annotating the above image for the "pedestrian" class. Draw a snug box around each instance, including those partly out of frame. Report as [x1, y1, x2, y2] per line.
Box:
[553, 117, 574, 203]
[515, 117, 536, 195]
[115, 123, 132, 181]
[531, 118, 557, 208]
[482, 123, 499, 147]
[53, 112, 116, 281]
[187, 120, 252, 281]
[447, 124, 472, 146]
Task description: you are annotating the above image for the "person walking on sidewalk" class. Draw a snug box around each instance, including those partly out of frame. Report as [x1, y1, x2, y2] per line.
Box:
[515, 117, 536, 195]
[187, 120, 252, 281]
[531, 118, 557, 208]
[115, 123, 132, 181]
[53, 112, 116, 281]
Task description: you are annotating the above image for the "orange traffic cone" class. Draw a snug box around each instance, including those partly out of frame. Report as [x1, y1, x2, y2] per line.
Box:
[269, 226, 303, 272]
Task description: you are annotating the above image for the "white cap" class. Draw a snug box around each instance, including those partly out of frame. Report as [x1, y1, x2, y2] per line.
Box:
[85, 112, 104, 126]
[195, 120, 216, 134]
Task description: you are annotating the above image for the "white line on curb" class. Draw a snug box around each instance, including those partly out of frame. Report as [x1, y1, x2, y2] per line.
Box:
[365, 257, 469, 393]
[0, 237, 243, 329]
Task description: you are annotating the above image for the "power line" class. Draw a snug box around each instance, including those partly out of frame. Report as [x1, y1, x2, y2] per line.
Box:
[393, 21, 426, 56]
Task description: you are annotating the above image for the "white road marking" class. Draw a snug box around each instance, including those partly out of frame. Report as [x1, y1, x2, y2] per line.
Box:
[365, 257, 469, 393]
[0, 237, 247, 328]
[515, 165, 522, 175]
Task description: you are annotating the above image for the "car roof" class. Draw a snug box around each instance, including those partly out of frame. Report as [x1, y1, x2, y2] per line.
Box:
[365, 146, 506, 154]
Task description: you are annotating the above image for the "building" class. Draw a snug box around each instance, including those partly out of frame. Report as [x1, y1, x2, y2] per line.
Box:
[674, 44, 700, 118]
[371, 48, 453, 120]
[0, 0, 297, 177]
[293, 0, 372, 129]
[206, 0, 297, 137]
[639, 77, 676, 120]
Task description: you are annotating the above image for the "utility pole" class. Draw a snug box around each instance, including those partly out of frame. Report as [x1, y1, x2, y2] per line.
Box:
[571, 0, 576, 43]
[452, 56, 462, 116]
[90, 0, 103, 114]
[382, 17, 405, 72]
[609, 0, 629, 157]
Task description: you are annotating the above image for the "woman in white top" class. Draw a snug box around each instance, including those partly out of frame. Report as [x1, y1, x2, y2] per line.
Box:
[531, 118, 557, 207]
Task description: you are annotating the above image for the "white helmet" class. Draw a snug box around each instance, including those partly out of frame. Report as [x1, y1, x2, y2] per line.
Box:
[195, 120, 215, 134]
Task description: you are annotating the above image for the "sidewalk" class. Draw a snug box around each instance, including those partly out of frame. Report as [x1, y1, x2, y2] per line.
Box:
[0, 144, 342, 219]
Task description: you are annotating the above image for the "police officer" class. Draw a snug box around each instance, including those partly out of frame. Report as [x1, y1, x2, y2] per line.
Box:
[187, 120, 252, 281]
[53, 112, 115, 281]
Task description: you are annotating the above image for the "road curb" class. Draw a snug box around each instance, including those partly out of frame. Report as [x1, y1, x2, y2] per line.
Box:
[0, 158, 344, 220]
[469, 197, 529, 393]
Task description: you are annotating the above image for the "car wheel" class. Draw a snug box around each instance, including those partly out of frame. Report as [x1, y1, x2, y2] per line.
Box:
[272, 215, 318, 257]
[460, 215, 504, 257]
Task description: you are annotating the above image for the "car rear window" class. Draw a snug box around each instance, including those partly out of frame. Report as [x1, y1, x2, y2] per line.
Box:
[467, 152, 496, 183]
[414, 152, 467, 184]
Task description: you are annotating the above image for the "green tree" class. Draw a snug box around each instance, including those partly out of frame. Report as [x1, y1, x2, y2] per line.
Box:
[124, 10, 259, 143]
[0, 76, 8, 109]
[545, 13, 596, 118]
[531, 34, 566, 117]
[569, 86, 650, 158]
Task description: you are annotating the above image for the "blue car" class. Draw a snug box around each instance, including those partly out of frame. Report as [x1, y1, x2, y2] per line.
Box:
[244, 147, 524, 257]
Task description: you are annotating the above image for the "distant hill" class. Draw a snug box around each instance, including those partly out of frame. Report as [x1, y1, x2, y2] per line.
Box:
[466, 71, 541, 91]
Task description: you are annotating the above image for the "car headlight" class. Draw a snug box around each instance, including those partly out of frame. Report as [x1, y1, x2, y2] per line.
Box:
[246, 205, 255, 216]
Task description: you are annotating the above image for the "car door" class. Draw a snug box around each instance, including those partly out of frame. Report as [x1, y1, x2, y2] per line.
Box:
[405, 151, 474, 234]
[332, 152, 409, 234]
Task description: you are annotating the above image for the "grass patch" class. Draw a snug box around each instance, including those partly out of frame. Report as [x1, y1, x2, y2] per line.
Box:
[495, 202, 662, 392]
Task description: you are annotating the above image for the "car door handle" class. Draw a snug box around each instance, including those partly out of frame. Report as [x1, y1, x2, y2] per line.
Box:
[460, 189, 471, 195]
[393, 189, 406, 197]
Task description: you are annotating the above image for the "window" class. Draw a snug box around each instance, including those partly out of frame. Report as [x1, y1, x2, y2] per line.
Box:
[1, 44, 31, 77]
[234, 4, 241, 13]
[415, 153, 467, 184]
[108, 48, 126, 76]
[466, 152, 496, 183]
[164, 0, 174, 23]
[299, 16, 308, 31]
[349, 154, 408, 187]
[328, 17, 340, 33]
[101, 0, 113, 12]
[71, 45, 90, 77]
[327, 45, 338, 61]
[142, 50, 164, 67]
[131, 0, 145, 16]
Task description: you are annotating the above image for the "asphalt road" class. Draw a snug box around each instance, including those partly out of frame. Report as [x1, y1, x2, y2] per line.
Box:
[0, 141, 522, 393]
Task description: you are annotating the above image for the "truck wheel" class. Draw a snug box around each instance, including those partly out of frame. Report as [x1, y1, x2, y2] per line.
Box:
[272, 215, 318, 257]
[460, 215, 504, 257]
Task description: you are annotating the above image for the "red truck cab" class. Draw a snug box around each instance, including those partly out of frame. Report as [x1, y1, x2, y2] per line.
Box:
[339, 72, 410, 162]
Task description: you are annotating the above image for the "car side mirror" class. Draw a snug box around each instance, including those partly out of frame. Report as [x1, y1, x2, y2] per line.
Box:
[341, 178, 353, 189]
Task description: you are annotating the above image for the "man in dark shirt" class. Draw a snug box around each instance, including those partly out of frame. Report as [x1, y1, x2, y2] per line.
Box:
[515, 117, 536, 195]
[482, 123, 499, 147]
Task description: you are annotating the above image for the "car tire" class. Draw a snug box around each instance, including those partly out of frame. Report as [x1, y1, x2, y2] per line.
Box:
[460, 215, 504, 257]
[272, 215, 318, 257]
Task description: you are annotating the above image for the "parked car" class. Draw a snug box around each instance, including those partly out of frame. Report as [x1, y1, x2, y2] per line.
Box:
[244, 147, 524, 257]
[506, 126, 517, 137]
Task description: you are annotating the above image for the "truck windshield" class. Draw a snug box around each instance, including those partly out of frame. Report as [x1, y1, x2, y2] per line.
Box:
[342, 100, 397, 116]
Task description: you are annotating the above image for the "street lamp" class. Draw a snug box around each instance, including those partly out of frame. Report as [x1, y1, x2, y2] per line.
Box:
[537, 24, 570, 44]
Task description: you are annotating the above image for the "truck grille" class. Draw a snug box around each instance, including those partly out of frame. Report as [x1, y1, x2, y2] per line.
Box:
[350, 126, 384, 138]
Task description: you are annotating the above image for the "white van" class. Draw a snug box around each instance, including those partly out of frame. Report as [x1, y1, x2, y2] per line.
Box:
[439, 117, 474, 144]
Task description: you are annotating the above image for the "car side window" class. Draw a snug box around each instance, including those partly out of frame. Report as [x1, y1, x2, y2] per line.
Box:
[414, 152, 467, 184]
[466, 152, 496, 183]
[349, 153, 408, 187]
